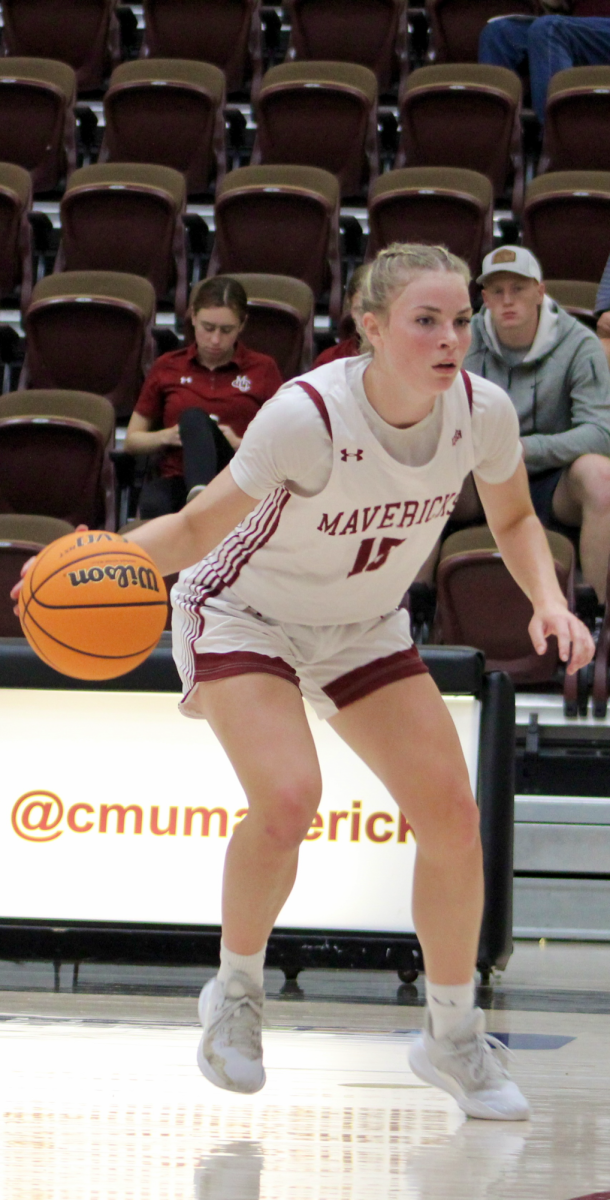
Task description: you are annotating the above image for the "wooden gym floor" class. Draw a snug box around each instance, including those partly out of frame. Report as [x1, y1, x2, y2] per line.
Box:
[0, 942, 609, 1199]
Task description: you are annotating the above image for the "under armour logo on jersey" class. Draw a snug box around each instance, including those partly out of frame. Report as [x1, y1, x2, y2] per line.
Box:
[180, 376, 193, 385]
[341, 449, 364, 462]
[232, 374, 252, 393]
[452, 429, 462, 446]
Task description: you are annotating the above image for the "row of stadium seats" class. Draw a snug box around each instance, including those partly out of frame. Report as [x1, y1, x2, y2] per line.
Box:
[0, 0, 410, 99]
[3, 0, 609, 103]
[11, 269, 313, 418]
[1, 156, 609, 331]
[5, 54, 610, 206]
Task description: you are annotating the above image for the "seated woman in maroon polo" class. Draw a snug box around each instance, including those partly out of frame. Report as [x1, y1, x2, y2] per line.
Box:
[313, 265, 366, 368]
[124, 277, 283, 519]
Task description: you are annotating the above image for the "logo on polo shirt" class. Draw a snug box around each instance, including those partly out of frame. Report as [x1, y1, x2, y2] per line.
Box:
[180, 376, 193, 385]
[232, 375, 252, 393]
[452, 429, 462, 446]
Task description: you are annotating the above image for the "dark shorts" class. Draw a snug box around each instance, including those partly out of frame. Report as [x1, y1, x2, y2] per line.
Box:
[528, 468, 564, 527]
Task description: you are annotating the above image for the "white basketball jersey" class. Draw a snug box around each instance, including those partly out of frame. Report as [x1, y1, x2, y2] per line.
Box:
[178, 359, 476, 625]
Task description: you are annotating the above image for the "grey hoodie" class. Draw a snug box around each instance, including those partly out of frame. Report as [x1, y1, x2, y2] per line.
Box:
[464, 295, 610, 474]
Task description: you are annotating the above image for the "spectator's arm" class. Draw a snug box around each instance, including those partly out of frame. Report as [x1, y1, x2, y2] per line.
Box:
[521, 337, 610, 472]
[123, 410, 181, 455]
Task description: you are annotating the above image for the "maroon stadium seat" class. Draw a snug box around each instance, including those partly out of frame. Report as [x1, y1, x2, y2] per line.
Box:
[209, 165, 342, 321]
[1, 0, 120, 92]
[141, 0, 263, 98]
[21, 272, 156, 421]
[368, 167, 493, 278]
[252, 62, 379, 197]
[230, 273, 314, 379]
[56, 163, 188, 318]
[523, 171, 610, 283]
[0, 163, 33, 310]
[540, 66, 610, 175]
[0, 390, 116, 529]
[285, 0, 408, 98]
[101, 59, 227, 196]
[432, 525, 580, 711]
[396, 64, 523, 210]
[427, 0, 536, 64]
[0, 59, 76, 193]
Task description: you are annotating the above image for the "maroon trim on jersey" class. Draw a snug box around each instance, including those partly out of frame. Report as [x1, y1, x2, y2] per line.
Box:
[461, 369, 473, 413]
[193, 650, 300, 687]
[323, 646, 428, 709]
[195, 487, 292, 602]
[297, 381, 333, 442]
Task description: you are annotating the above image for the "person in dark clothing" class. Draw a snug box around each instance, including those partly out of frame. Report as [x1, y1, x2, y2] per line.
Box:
[479, 7, 610, 123]
[124, 277, 283, 518]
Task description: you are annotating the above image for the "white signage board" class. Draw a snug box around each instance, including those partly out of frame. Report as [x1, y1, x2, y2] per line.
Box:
[0, 688, 480, 933]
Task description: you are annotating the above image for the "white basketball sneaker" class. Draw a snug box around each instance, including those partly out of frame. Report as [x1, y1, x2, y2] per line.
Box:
[409, 1008, 531, 1120]
[197, 971, 266, 1094]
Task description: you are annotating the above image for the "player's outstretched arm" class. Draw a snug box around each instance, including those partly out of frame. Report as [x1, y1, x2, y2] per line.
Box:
[475, 460, 594, 674]
[122, 465, 258, 576]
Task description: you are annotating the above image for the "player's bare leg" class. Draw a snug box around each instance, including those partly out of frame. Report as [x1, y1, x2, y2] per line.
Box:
[330, 672, 483, 985]
[330, 672, 529, 1120]
[193, 673, 322, 953]
[189, 674, 322, 1093]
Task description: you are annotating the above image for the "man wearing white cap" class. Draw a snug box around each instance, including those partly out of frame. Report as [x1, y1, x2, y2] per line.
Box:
[462, 246, 610, 603]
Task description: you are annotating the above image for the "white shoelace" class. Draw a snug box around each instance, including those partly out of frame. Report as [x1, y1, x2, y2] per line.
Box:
[208, 992, 264, 1059]
[449, 1031, 513, 1090]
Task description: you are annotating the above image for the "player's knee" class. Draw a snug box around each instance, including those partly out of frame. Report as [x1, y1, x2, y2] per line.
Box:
[528, 14, 562, 47]
[262, 780, 322, 851]
[568, 454, 610, 513]
[419, 786, 480, 862]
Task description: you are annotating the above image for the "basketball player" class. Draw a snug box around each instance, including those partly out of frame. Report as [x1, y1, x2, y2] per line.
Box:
[12, 244, 594, 1119]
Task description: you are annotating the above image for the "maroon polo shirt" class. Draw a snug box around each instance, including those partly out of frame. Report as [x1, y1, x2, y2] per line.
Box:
[313, 335, 361, 368]
[135, 340, 283, 478]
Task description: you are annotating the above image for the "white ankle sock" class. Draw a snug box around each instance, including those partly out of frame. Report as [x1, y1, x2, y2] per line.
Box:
[217, 941, 266, 990]
[425, 979, 475, 1040]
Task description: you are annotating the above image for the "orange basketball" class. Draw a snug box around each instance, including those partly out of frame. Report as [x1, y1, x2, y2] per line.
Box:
[18, 530, 168, 680]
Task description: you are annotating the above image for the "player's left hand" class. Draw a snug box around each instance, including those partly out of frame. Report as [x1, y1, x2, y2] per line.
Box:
[529, 605, 595, 674]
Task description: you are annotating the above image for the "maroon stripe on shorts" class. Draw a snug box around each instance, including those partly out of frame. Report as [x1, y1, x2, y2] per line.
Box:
[194, 650, 300, 688]
[323, 646, 428, 709]
[297, 381, 333, 441]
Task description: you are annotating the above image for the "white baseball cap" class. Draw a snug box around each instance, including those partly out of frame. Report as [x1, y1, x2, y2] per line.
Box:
[477, 246, 542, 285]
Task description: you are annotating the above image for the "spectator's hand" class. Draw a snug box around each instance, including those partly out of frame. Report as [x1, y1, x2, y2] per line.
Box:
[529, 605, 594, 675]
[161, 424, 182, 448]
[218, 424, 242, 451]
[10, 524, 89, 616]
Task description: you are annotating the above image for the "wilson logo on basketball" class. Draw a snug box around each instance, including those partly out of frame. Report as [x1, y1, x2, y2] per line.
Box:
[10, 794, 414, 846]
[67, 564, 161, 591]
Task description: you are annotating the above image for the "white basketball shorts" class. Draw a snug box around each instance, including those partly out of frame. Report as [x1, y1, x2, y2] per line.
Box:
[172, 584, 428, 721]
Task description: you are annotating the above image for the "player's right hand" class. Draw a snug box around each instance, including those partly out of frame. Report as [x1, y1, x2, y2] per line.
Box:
[10, 525, 89, 616]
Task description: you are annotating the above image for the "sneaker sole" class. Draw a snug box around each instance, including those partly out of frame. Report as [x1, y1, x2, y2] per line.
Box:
[409, 1040, 530, 1121]
[197, 980, 266, 1095]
